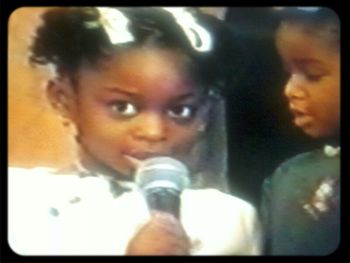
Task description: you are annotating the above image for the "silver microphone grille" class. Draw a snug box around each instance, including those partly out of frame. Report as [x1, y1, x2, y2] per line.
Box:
[135, 156, 190, 192]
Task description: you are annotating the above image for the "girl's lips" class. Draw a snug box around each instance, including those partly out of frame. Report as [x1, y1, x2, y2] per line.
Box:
[123, 155, 143, 169]
[290, 106, 310, 118]
[123, 152, 169, 169]
[289, 105, 313, 128]
[289, 104, 309, 115]
[291, 110, 306, 118]
[290, 110, 313, 127]
[125, 151, 169, 160]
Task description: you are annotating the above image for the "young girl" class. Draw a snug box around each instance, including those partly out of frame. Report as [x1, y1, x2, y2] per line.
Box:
[8, 7, 261, 255]
[261, 7, 340, 255]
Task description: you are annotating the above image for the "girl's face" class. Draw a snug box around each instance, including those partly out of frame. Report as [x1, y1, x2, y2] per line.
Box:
[63, 48, 208, 178]
[276, 23, 340, 138]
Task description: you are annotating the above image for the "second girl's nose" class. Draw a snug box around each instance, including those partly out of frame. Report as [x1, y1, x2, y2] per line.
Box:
[133, 112, 167, 142]
[284, 74, 308, 100]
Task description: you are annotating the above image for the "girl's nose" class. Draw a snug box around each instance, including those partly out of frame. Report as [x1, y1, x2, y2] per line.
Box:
[133, 112, 167, 142]
[284, 74, 308, 100]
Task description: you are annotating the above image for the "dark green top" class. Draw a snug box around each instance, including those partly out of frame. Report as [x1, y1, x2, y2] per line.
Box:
[261, 147, 340, 255]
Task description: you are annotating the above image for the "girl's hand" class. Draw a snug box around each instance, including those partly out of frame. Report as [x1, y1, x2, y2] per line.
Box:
[126, 211, 190, 255]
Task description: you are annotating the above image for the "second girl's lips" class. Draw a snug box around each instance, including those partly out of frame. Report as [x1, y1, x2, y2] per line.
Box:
[289, 104, 309, 116]
[289, 107, 313, 126]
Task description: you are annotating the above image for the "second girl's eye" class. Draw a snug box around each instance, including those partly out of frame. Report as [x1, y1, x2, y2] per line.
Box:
[168, 105, 196, 120]
[304, 73, 324, 82]
[109, 101, 138, 117]
[300, 65, 328, 82]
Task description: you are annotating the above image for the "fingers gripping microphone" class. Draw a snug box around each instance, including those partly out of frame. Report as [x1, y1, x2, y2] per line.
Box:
[135, 157, 190, 219]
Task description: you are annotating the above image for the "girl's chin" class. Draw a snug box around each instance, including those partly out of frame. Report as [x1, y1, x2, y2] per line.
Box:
[300, 125, 328, 139]
[110, 161, 135, 177]
[293, 115, 313, 128]
[90, 161, 134, 180]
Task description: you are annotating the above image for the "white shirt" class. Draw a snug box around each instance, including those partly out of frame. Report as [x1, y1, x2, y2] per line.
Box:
[8, 167, 262, 255]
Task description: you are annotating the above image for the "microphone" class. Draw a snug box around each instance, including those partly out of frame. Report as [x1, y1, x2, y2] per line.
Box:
[135, 157, 190, 219]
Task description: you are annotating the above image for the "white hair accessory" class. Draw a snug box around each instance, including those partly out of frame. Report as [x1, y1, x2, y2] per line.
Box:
[162, 7, 212, 52]
[85, 7, 134, 45]
[324, 145, 340, 157]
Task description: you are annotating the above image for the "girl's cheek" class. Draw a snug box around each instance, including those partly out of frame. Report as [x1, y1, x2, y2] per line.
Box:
[181, 132, 199, 149]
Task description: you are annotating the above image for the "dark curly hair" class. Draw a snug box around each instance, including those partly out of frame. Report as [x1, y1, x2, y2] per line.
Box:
[275, 7, 340, 50]
[30, 7, 238, 95]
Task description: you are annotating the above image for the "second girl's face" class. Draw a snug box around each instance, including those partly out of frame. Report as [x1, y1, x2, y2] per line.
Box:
[69, 48, 208, 178]
[276, 23, 340, 138]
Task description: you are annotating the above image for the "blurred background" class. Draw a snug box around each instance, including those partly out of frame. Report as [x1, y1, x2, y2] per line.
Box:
[8, 7, 76, 168]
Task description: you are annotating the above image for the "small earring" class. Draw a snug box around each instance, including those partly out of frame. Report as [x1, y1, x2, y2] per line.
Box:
[59, 115, 70, 127]
[65, 119, 80, 144]
[62, 118, 70, 127]
[75, 133, 81, 144]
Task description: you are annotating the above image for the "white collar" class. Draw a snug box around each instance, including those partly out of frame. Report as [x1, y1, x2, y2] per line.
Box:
[323, 145, 341, 157]
[74, 161, 138, 194]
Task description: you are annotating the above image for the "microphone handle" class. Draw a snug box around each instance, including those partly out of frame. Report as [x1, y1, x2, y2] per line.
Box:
[145, 188, 181, 218]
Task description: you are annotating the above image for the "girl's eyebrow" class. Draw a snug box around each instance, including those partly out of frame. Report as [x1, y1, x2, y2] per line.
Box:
[173, 92, 197, 102]
[294, 58, 323, 66]
[103, 86, 195, 101]
[294, 59, 329, 72]
[101, 87, 198, 101]
[101, 87, 137, 97]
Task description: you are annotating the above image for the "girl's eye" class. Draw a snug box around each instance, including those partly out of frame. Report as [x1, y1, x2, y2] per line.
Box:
[168, 105, 196, 120]
[290, 71, 324, 83]
[301, 67, 327, 82]
[110, 101, 138, 117]
[304, 73, 324, 82]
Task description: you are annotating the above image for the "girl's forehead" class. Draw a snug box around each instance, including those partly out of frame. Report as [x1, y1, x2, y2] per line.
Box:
[102, 46, 184, 62]
[277, 22, 339, 52]
[79, 47, 199, 84]
[85, 47, 191, 75]
[276, 23, 339, 74]
[76, 47, 203, 94]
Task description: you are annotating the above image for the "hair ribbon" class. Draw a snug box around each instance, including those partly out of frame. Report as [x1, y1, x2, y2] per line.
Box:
[85, 7, 134, 44]
[163, 7, 212, 52]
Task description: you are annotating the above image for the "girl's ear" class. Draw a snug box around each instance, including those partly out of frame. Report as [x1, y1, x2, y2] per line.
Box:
[46, 78, 76, 120]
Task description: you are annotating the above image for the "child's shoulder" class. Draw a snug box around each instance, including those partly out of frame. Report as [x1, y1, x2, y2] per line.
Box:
[275, 148, 339, 179]
[9, 166, 59, 183]
[8, 166, 77, 182]
[181, 188, 261, 255]
[9, 166, 56, 175]
[8, 166, 85, 194]
[183, 188, 257, 214]
[282, 145, 339, 167]
[263, 147, 340, 195]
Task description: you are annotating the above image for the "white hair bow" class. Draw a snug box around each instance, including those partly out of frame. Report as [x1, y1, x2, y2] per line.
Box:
[85, 7, 134, 44]
[163, 7, 212, 52]
[85, 7, 212, 52]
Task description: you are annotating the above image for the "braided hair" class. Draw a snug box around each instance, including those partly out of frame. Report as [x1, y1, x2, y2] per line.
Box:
[30, 7, 236, 95]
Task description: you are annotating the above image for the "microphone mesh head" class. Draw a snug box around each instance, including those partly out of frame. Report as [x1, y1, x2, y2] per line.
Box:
[135, 156, 190, 192]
